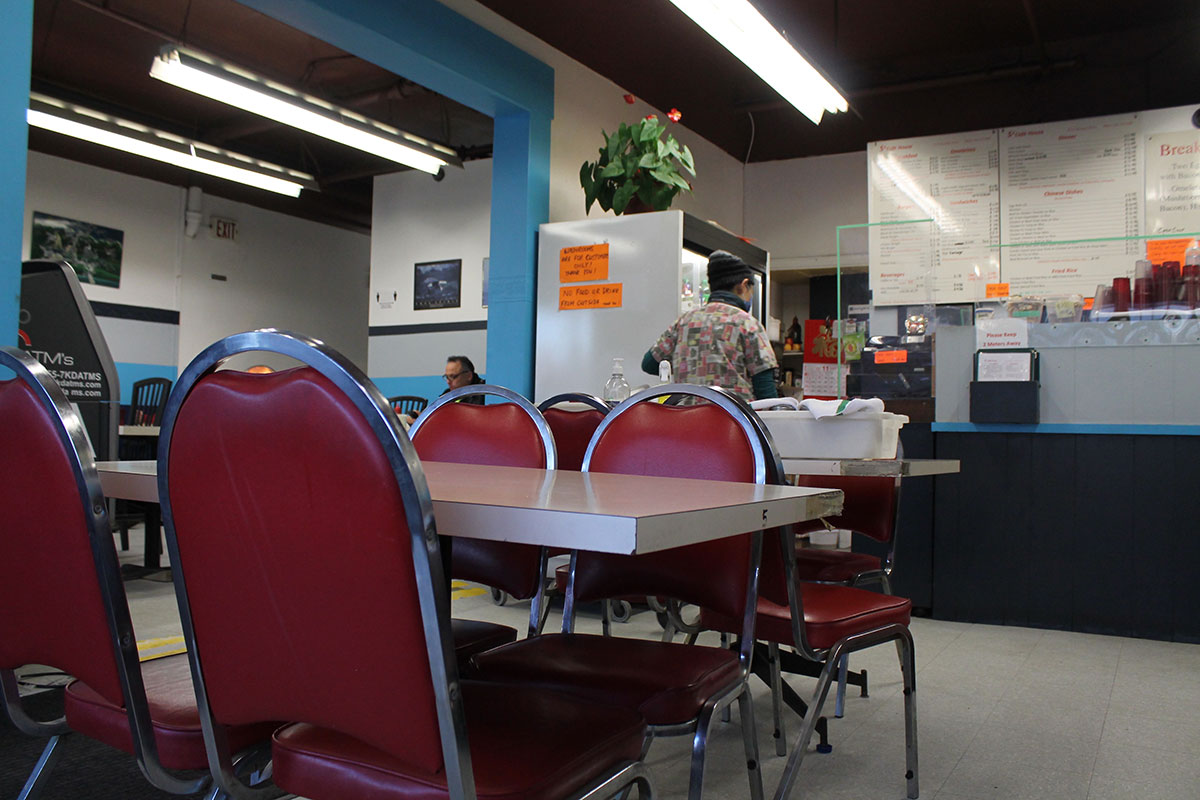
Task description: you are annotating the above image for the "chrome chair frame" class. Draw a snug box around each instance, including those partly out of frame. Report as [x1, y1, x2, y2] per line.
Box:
[158, 329, 651, 800]
[536, 392, 611, 415]
[410, 383, 557, 638]
[564, 383, 768, 800]
[733, 406, 918, 800]
[0, 346, 217, 800]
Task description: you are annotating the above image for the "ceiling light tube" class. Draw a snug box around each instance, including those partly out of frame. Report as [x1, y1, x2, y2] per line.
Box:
[668, 0, 848, 125]
[150, 46, 460, 175]
[28, 94, 316, 197]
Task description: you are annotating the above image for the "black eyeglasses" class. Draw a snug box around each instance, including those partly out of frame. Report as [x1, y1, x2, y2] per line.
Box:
[443, 371, 463, 382]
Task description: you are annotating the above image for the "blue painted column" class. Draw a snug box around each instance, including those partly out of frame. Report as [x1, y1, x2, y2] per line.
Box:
[486, 112, 551, 396]
[240, 0, 555, 398]
[0, 2, 33, 338]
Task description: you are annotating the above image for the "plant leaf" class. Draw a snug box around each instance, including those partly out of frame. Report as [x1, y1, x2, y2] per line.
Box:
[637, 151, 658, 169]
[679, 144, 696, 174]
[639, 119, 661, 143]
[650, 166, 692, 191]
[599, 161, 624, 179]
[612, 181, 638, 214]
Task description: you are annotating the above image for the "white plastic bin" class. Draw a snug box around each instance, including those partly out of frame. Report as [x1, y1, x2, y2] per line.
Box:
[757, 410, 908, 459]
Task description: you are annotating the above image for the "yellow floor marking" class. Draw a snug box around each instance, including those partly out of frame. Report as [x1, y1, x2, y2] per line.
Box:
[137, 635, 187, 662]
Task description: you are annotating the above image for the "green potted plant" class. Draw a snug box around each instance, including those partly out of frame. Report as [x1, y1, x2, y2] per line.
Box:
[580, 113, 696, 215]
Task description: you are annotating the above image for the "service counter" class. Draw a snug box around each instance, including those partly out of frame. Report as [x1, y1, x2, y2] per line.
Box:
[917, 323, 1200, 642]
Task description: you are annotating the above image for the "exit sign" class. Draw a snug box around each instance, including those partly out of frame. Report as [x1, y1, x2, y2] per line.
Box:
[211, 216, 238, 241]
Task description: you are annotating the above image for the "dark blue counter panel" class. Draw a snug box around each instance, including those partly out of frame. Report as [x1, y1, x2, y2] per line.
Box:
[932, 431, 1200, 642]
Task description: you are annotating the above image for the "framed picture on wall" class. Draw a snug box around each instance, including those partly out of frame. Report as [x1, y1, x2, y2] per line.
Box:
[413, 259, 462, 310]
[30, 211, 125, 288]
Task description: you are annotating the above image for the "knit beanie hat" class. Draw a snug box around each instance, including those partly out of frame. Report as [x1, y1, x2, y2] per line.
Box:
[706, 250, 753, 287]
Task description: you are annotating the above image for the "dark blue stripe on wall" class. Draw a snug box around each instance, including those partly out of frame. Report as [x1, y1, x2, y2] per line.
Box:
[90, 301, 180, 325]
[369, 320, 488, 336]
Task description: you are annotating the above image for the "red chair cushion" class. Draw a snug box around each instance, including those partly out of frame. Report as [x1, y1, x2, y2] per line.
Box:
[470, 633, 741, 725]
[64, 653, 277, 770]
[271, 680, 646, 800]
[700, 583, 911, 651]
[793, 549, 882, 583]
[451, 619, 517, 663]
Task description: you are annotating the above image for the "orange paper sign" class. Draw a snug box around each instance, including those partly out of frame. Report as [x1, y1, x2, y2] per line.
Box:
[986, 283, 1010, 298]
[559, 283, 623, 310]
[559, 244, 610, 282]
[874, 349, 908, 364]
[1146, 238, 1190, 266]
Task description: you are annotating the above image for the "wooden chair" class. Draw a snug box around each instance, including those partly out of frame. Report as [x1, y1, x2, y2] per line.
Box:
[471, 384, 769, 800]
[409, 384, 557, 644]
[0, 346, 273, 800]
[158, 329, 653, 800]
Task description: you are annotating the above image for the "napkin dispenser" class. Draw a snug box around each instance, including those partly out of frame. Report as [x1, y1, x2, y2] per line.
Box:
[969, 348, 1039, 424]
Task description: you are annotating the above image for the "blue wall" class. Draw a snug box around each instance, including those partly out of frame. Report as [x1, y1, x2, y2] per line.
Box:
[238, 0, 554, 398]
[1, 3, 33, 337]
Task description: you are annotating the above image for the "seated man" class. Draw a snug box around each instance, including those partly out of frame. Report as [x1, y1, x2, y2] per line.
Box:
[440, 355, 486, 405]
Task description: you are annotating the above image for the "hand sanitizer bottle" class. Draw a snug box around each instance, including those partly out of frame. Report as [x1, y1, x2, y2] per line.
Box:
[603, 357, 630, 402]
[658, 359, 673, 384]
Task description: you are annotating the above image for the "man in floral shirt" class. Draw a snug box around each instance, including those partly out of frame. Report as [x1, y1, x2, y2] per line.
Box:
[642, 250, 778, 402]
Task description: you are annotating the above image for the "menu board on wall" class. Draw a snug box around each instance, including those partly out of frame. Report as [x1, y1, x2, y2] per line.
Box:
[999, 113, 1142, 297]
[1145, 131, 1200, 264]
[868, 130, 1000, 305]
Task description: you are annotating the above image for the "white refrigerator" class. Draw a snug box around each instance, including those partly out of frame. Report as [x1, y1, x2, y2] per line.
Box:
[534, 211, 768, 402]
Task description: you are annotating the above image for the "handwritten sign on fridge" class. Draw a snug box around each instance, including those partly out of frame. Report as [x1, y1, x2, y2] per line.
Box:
[559, 243, 609, 282]
[559, 283, 623, 310]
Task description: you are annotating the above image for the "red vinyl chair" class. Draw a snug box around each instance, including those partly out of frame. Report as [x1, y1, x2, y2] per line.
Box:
[789, 465, 904, 718]
[471, 384, 769, 800]
[696, 413, 919, 800]
[157, 329, 653, 800]
[409, 384, 556, 642]
[535, 392, 610, 471]
[0, 345, 274, 800]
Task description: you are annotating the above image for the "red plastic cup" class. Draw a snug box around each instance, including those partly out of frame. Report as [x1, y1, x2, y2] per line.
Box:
[1133, 277, 1152, 310]
[1112, 277, 1131, 312]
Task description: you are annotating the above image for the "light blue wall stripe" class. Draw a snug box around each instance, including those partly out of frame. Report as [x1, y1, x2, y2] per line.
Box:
[371, 375, 450, 405]
[933, 422, 1200, 436]
[113, 362, 178, 405]
[1, 4, 33, 336]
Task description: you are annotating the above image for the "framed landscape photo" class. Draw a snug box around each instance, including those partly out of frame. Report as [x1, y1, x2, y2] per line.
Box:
[413, 259, 462, 310]
[31, 211, 124, 288]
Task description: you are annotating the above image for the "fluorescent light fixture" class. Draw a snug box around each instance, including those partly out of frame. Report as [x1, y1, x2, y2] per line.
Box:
[668, 0, 848, 125]
[28, 93, 316, 197]
[150, 46, 460, 175]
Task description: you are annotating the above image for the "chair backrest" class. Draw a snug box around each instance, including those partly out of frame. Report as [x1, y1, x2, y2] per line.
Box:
[409, 386, 554, 610]
[129, 377, 173, 425]
[389, 394, 429, 416]
[0, 346, 203, 794]
[568, 385, 766, 639]
[159, 330, 474, 797]
[537, 393, 610, 471]
[792, 474, 900, 544]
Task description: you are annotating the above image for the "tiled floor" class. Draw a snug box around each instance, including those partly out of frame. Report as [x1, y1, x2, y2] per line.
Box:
[114, 529, 1200, 800]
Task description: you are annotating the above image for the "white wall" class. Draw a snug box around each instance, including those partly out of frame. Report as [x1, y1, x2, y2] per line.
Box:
[177, 192, 370, 369]
[745, 151, 868, 270]
[436, 0, 747, 231]
[24, 151, 180, 311]
[23, 152, 371, 372]
[370, 159, 491, 330]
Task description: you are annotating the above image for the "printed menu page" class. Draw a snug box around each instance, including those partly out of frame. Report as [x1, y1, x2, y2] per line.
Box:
[868, 130, 1000, 305]
[999, 113, 1141, 297]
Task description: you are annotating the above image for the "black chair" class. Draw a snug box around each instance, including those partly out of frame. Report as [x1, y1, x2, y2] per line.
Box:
[115, 378, 173, 553]
[388, 394, 428, 416]
[128, 378, 173, 426]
